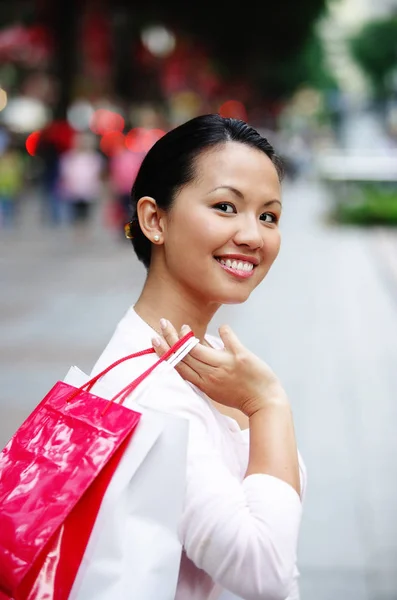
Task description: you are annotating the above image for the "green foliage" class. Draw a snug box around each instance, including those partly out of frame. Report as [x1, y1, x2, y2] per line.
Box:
[350, 17, 397, 97]
[334, 184, 397, 225]
[279, 30, 338, 94]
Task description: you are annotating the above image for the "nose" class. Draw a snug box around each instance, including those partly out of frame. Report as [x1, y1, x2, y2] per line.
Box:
[232, 214, 264, 250]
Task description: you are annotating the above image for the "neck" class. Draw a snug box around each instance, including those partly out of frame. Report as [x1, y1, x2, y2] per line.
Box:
[134, 264, 220, 341]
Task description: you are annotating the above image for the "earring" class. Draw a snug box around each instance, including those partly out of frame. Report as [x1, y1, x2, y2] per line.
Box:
[153, 234, 160, 242]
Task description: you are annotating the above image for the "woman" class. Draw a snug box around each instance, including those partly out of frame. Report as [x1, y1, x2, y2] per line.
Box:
[91, 114, 306, 600]
[59, 132, 104, 227]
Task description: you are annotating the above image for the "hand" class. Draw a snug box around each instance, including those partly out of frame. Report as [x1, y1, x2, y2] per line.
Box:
[152, 319, 288, 417]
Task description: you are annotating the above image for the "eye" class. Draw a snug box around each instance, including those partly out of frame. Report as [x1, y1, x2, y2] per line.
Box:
[260, 212, 278, 224]
[214, 202, 236, 214]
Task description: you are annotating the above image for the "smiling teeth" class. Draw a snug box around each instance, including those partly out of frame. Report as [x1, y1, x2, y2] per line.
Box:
[218, 258, 254, 272]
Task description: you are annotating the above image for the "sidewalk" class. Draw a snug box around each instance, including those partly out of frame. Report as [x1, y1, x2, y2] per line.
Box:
[374, 228, 397, 299]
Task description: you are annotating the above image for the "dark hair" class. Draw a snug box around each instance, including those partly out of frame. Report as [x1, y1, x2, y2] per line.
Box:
[128, 114, 283, 268]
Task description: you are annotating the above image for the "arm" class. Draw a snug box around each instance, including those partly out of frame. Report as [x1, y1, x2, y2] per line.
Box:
[203, 332, 300, 495]
[246, 401, 300, 495]
[138, 370, 303, 600]
[152, 320, 304, 599]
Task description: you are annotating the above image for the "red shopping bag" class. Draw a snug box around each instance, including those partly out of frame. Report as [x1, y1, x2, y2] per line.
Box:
[0, 331, 194, 600]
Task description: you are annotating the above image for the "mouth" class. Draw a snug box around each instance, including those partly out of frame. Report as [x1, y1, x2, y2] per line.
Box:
[214, 257, 257, 279]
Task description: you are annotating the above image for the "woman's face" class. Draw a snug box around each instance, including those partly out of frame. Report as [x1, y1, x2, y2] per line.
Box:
[159, 141, 282, 306]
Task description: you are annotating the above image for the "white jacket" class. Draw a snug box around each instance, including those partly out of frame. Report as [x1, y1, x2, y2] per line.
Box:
[90, 307, 306, 600]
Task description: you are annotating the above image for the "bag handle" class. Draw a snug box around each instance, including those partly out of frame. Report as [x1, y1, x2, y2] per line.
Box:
[112, 332, 198, 406]
[84, 348, 155, 394]
[66, 331, 197, 407]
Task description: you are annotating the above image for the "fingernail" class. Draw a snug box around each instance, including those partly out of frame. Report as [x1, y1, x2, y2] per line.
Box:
[181, 324, 190, 334]
[152, 336, 161, 347]
[160, 318, 167, 330]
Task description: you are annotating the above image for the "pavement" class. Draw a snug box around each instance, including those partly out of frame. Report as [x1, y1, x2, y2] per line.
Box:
[1, 180, 397, 600]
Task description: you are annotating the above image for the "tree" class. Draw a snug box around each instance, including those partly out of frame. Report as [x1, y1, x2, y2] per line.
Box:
[278, 29, 338, 94]
[350, 17, 397, 98]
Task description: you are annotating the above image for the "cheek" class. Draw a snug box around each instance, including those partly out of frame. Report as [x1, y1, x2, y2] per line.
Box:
[249, 232, 281, 287]
[265, 231, 281, 264]
[175, 211, 227, 250]
[273, 232, 281, 258]
[165, 215, 210, 266]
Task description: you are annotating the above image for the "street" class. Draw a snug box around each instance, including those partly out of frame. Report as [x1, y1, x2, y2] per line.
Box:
[1, 179, 397, 599]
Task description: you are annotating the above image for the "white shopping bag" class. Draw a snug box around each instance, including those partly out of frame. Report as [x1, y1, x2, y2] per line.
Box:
[64, 335, 198, 600]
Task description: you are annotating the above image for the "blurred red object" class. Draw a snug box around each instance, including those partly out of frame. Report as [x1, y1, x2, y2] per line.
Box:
[125, 128, 165, 153]
[100, 131, 125, 156]
[0, 24, 52, 66]
[39, 120, 76, 154]
[25, 131, 41, 157]
[90, 110, 124, 135]
[219, 100, 248, 122]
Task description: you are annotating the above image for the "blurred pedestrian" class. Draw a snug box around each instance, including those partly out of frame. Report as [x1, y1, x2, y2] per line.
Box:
[37, 120, 75, 225]
[108, 145, 145, 234]
[0, 141, 24, 229]
[59, 133, 104, 229]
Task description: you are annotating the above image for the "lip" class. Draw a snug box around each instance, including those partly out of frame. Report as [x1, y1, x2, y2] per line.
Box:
[214, 254, 260, 266]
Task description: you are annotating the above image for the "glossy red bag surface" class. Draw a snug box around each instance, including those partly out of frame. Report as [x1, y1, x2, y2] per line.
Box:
[0, 331, 194, 600]
[0, 381, 141, 599]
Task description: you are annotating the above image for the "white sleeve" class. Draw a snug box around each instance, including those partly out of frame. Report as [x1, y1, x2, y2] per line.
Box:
[138, 370, 303, 600]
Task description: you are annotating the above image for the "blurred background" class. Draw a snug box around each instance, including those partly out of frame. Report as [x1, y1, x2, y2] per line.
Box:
[1, 0, 397, 598]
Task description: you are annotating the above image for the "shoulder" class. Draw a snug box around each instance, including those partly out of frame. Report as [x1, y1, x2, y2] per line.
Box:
[90, 307, 157, 392]
[90, 307, 219, 431]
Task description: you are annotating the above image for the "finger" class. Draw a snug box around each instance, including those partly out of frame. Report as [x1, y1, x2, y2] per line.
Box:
[153, 322, 200, 374]
[159, 319, 226, 369]
[151, 334, 169, 357]
[174, 360, 203, 387]
[162, 321, 208, 370]
[186, 342, 225, 367]
[159, 318, 180, 347]
[174, 323, 207, 372]
[218, 324, 244, 355]
[152, 334, 202, 388]
[180, 323, 228, 367]
[156, 324, 206, 386]
[180, 323, 192, 337]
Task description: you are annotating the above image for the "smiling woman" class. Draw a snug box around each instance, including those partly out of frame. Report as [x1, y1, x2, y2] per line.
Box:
[127, 116, 283, 313]
[91, 115, 306, 600]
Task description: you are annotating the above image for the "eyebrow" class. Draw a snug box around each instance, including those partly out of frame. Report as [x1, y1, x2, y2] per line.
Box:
[209, 185, 282, 207]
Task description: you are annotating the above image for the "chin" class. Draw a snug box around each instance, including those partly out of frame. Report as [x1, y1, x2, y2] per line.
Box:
[222, 295, 251, 305]
[211, 288, 253, 305]
[191, 276, 257, 306]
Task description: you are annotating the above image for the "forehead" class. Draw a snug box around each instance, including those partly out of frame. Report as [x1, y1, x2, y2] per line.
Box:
[192, 141, 281, 196]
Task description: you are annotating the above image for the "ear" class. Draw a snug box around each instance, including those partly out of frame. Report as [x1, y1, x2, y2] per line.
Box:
[136, 196, 165, 244]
